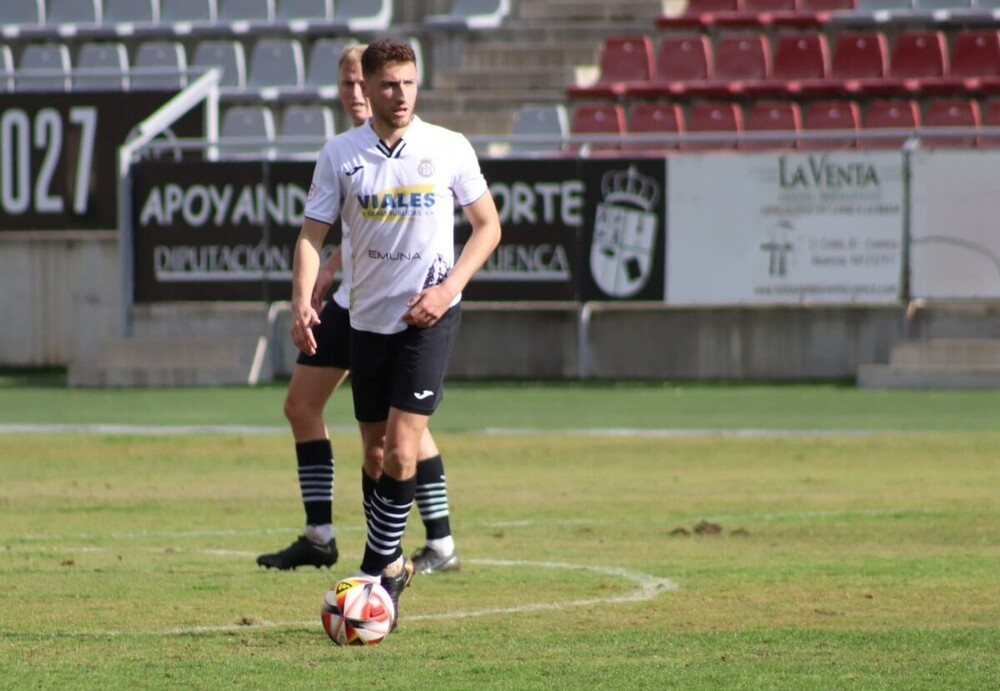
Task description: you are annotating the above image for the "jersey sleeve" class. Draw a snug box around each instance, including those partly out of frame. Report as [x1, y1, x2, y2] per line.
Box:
[450, 134, 489, 208]
[304, 144, 342, 225]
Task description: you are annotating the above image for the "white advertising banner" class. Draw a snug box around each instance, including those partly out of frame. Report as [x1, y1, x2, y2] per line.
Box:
[909, 150, 1000, 299]
[667, 152, 905, 305]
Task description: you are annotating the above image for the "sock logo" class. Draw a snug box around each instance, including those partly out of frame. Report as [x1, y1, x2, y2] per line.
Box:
[413, 390, 434, 400]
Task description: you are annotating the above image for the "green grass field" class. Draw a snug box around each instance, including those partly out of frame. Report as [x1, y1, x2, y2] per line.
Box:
[1, 373, 998, 689]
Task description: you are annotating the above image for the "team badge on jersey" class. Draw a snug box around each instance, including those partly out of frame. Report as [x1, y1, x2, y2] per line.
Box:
[418, 159, 435, 177]
[590, 166, 659, 298]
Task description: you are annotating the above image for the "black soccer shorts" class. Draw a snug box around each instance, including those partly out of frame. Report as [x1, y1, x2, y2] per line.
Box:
[296, 300, 351, 370]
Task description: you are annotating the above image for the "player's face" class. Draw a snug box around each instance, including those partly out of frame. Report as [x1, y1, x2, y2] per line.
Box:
[338, 60, 369, 127]
[363, 61, 418, 133]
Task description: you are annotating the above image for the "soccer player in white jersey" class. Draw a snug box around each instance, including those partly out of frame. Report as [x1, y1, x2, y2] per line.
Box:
[290, 39, 501, 625]
[257, 45, 464, 575]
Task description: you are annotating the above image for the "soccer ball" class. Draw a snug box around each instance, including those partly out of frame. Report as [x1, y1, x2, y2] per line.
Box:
[321, 577, 395, 646]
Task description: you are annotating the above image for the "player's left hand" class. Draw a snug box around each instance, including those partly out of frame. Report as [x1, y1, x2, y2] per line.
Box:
[404, 285, 454, 328]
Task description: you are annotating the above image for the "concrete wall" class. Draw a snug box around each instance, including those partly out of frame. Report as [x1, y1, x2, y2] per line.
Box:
[0, 233, 121, 366]
[5, 236, 1000, 381]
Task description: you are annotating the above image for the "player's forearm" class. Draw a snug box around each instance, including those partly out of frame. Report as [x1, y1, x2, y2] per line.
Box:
[443, 219, 501, 298]
[291, 222, 328, 307]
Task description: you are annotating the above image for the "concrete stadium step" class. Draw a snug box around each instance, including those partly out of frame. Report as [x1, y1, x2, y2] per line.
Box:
[857, 338, 1000, 389]
[856, 364, 1000, 390]
[457, 42, 600, 71]
[435, 65, 579, 91]
[515, 0, 666, 21]
[420, 110, 516, 137]
[888, 339, 1000, 367]
[68, 336, 268, 388]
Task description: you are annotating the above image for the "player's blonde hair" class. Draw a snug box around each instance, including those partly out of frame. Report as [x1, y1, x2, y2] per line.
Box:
[338, 44, 367, 71]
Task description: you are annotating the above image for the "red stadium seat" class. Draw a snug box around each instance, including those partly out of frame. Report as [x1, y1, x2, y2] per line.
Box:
[626, 102, 685, 151]
[569, 103, 627, 153]
[800, 100, 860, 149]
[921, 99, 980, 148]
[774, 0, 856, 26]
[859, 29, 947, 97]
[567, 35, 654, 99]
[626, 33, 712, 98]
[798, 30, 887, 96]
[683, 101, 743, 149]
[859, 99, 919, 149]
[743, 32, 829, 96]
[923, 30, 1000, 96]
[686, 32, 771, 97]
[743, 101, 801, 150]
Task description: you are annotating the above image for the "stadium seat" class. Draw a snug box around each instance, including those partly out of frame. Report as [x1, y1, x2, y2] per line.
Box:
[159, 0, 217, 34]
[625, 33, 712, 98]
[683, 101, 743, 149]
[657, 0, 743, 29]
[922, 29, 1000, 96]
[131, 40, 188, 89]
[743, 100, 801, 150]
[0, 0, 43, 37]
[0, 45, 14, 92]
[773, 0, 857, 27]
[859, 98, 919, 148]
[274, 0, 333, 32]
[859, 29, 946, 96]
[978, 98, 1000, 147]
[219, 104, 276, 158]
[714, 0, 799, 27]
[685, 32, 771, 98]
[797, 29, 888, 96]
[45, 0, 101, 32]
[192, 39, 247, 88]
[305, 37, 357, 98]
[209, 0, 274, 35]
[625, 102, 684, 152]
[245, 37, 304, 97]
[102, 0, 159, 34]
[800, 100, 860, 148]
[509, 103, 569, 154]
[275, 104, 335, 156]
[921, 98, 979, 147]
[743, 31, 829, 96]
[569, 103, 626, 153]
[567, 35, 654, 100]
[330, 0, 393, 32]
[74, 41, 129, 91]
[15, 43, 72, 92]
[424, 0, 511, 30]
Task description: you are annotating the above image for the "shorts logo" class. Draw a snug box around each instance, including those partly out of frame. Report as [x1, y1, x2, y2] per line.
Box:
[590, 166, 659, 298]
[413, 390, 434, 400]
[418, 159, 435, 177]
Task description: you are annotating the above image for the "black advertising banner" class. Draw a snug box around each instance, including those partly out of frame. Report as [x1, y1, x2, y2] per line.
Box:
[460, 158, 582, 301]
[132, 160, 325, 302]
[0, 93, 203, 231]
[130, 156, 668, 303]
[577, 158, 667, 302]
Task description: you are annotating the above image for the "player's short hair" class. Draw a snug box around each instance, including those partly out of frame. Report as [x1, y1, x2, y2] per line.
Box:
[338, 44, 366, 71]
[361, 39, 416, 79]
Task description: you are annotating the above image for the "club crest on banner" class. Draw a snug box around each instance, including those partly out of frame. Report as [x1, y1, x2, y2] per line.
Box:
[590, 166, 659, 298]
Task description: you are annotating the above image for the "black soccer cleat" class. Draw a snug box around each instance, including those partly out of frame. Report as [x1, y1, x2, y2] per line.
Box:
[411, 545, 461, 574]
[256, 535, 338, 570]
[380, 556, 415, 630]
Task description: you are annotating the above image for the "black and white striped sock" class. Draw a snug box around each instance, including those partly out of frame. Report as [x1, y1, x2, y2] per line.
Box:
[361, 473, 415, 575]
[296, 440, 333, 536]
[415, 455, 452, 541]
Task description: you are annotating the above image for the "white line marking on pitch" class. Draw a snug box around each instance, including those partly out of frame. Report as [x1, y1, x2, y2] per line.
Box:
[18, 548, 677, 638]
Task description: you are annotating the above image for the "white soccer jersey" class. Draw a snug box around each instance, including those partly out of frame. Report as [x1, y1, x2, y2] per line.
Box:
[305, 116, 487, 334]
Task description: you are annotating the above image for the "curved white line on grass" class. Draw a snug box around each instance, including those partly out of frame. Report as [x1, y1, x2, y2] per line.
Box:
[48, 556, 675, 637]
[0, 423, 895, 437]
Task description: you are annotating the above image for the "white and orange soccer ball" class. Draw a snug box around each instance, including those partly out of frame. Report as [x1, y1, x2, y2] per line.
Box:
[321, 577, 395, 646]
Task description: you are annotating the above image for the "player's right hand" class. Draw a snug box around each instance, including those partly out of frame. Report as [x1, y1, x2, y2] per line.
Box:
[290, 304, 321, 356]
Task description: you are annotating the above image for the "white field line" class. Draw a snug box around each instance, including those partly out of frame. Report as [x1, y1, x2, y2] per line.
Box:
[0, 423, 896, 437]
[10, 547, 677, 637]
